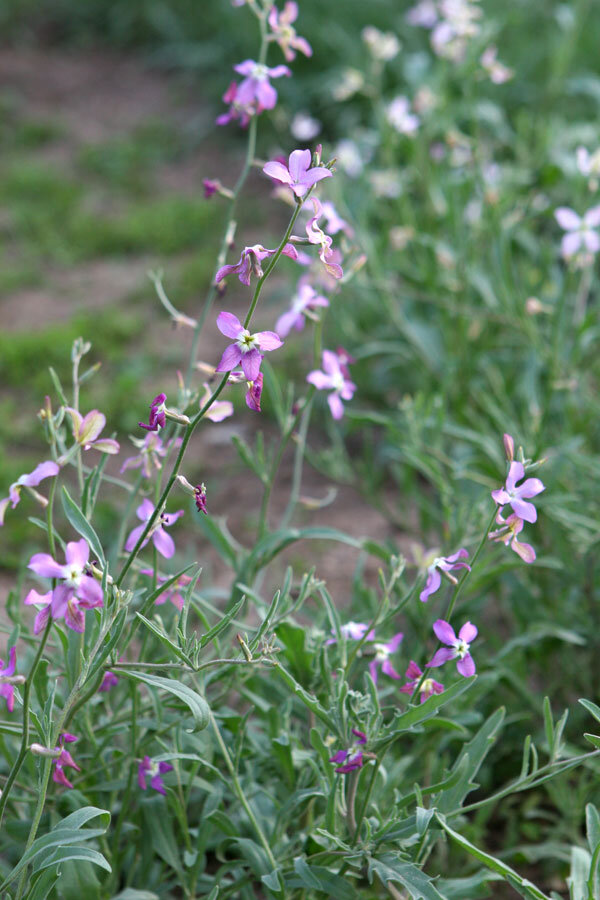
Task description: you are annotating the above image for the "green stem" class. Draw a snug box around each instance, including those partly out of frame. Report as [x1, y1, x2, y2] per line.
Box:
[0, 618, 52, 827]
[210, 712, 277, 870]
[15, 757, 53, 899]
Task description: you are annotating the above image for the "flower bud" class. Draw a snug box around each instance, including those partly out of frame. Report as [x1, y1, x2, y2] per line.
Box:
[503, 433, 514, 463]
[30, 743, 61, 758]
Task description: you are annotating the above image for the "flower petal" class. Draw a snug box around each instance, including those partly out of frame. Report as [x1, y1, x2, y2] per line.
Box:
[78, 410, 106, 445]
[262, 160, 293, 185]
[240, 349, 262, 381]
[152, 527, 175, 559]
[432, 619, 457, 645]
[21, 461, 60, 487]
[255, 330, 283, 351]
[28, 553, 66, 579]
[426, 647, 455, 667]
[216, 344, 243, 373]
[65, 539, 89, 570]
[77, 576, 104, 608]
[456, 653, 476, 676]
[554, 207, 581, 230]
[217, 311, 244, 339]
[458, 621, 478, 643]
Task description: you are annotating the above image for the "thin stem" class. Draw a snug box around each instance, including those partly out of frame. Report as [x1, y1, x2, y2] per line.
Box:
[209, 712, 277, 870]
[0, 619, 52, 826]
[15, 758, 53, 899]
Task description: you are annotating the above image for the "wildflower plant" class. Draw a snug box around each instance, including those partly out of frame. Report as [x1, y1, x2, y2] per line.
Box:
[0, 1, 597, 898]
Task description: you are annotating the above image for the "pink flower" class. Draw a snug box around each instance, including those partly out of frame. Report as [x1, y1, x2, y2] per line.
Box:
[199, 384, 234, 423]
[489, 511, 536, 563]
[555, 206, 600, 259]
[215, 243, 298, 287]
[140, 569, 193, 611]
[386, 96, 420, 136]
[215, 312, 283, 381]
[306, 349, 356, 420]
[246, 373, 264, 411]
[233, 60, 291, 112]
[139, 393, 167, 432]
[419, 549, 471, 602]
[399, 661, 444, 703]
[320, 202, 353, 237]
[267, 2, 312, 61]
[125, 499, 184, 559]
[426, 619, 477, 677]
[138, 756, 173, 795]
[325, 621, 375, 646]
[65, 409, 119, 454]
[25, 539, 104, 634]
[491, 461, 545, 524]
[0, 648, 17, 712]
[329, 729, 367, 774]
[52, 733, 81, 790]
[0, 460, 60, 526]
[203, 179, 219, 198]
[368, 633, 403, 684]
[275, 279, 329, 337]
[305, 198, 344, 279]
[263, 148, 331, 200]
[121, 432, 170, 478]
[480, 46, 513, 84]
[216, 81, 253, 128]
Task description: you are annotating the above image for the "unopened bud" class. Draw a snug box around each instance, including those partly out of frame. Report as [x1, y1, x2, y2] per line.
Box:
[237, 633, 253, 662]
[30, 743, 60, 758]
[503, 433, 514, 463]
[164, 408, 191, 427]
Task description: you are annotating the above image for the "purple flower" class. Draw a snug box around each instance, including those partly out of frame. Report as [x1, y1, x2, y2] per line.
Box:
[125, 499, 184, 559]
[329, 729, 367, 774]
[325, 621, 375, 646]
[399, 660, 444, 703]
[263, 149, 331, 200]
[52, 733, 81, 790]
[368, 633, 403, 684]
[138, 756, 174, 795]
[215, 243, 298, 287]
[194, 483, 208, 515]
[304, 198, 344, 279]
[426, 619, 478, 677]
[121, 432, 169, 479]
[25, 539, 104, 634]
[489, 511, 536, 563]
[65, 409, 120, 454]
[0, 647, 17, 712]
[140, 570, 193, 611]
[0, 460, 60, 526]
[215, 312, 283, 381]
[203, 178, 219, 198]
[491, 461, 545, 524]
[99, 670, 119, 692]
[139, 393, 167, 432]
[419, 549, 471, 602]
[233, 60, 291, 112]
[275, 279, 329, 337]
[320, 201, 353, 237]
[216, 81, 253, 128]
[306, 349, 356, 420]
[246, 372, 264, 412]
[267, 2, 312, 61]
[555, 206, 600, 260]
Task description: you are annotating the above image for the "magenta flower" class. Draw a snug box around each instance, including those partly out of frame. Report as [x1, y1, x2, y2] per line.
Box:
[52, 733, 81, 790]
[0, 460, 60, 526]
[139, 393, 167, 432]
[263, 149, 331, 200]
[215, 243, 298, 287]
[246, 373, 263, 411]
[305, 198, 344, 279]
[489, 511, 536, 563]
[215, 312, 283, 381]
[419, 549, 471, 602]
[267, 2, 312, 61]
[216, 81, 253, 128]
[491, 461, 545, 524]
[65, 409, 119, 454]
[25, 539, 104, 634]
[399, 661, 444, 703]
[99, 670, 119, 692]
[140, 569, 193, 611]
[555, 206, 600, 259]
[0, 648, 17, 712]
[234, 60, 291, 112]
[325, 621, 375, 646]
[138, 756, 173, 795]
[306, 349, 356, 420]
[427, 620, 478, 677]
[368, 633, 403, 684]
[329, 729, 367, 774]
[125, 499, 184, 559]
[275, 280, 329, 337]
[121, 432, 169, 478]
[203, 179, 219, 198]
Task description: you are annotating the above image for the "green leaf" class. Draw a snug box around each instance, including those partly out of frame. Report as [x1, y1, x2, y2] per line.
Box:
[367, 854, 446, 899]
[436, 707, 505, 813]
[586, 804, 600, 854]
[35, 846, 111, 873]
[377, 677, 476, 746]
[117, 670, 210, 732]
[288, 858, 360, 898]
[196, 514, 244, 568]
[27, 869, 60, 900]
[61, 486, 105, 564]
[435, 815, 553, 900]
[142, 800, 183, 876]
[567, 846, 591, 900]
[135, 613, 192, 664]
[244, 527, 363, 575]
[584, 733, 600, 749]
[438, 869, 503, 898]
[111, 892, 160, 900]
[580, 699, 600, 724]
[199, 596, 245, 650]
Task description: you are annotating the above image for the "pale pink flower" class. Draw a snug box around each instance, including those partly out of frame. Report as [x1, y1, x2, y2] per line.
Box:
[0, 648, 18, 712]
[427, 619, 477, 676]
[121, 432, 169, 478]
[489, 511, 536, 563]
[124, 499, 184, 559]
[555, 206, 600, 260]
[304, 198, 344, 279]
[25, 539, 103, 634]
[307, 349, 356, 419]
[263, 148, 331, 200]
[480, 46, 513, 84]
[491, 461, 545, 524]
[233, 60, 291, 112]
[0, 461, 60, 526]
[275, 279, 329, 337]
[420, 549, 470, 602]
[215, 243, 298, 287]
[386, 96, 420, 136]
[268, 2, 312, 61]
[199, 384, 234, 422]
[65, 409, 119, 454]
[215, 312, 283, 381]
[368, 633, 404, 683]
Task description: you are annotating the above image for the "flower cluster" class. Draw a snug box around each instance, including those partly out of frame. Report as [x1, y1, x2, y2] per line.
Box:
[25, 539, 103, 634]
[490, 441, 545, 563]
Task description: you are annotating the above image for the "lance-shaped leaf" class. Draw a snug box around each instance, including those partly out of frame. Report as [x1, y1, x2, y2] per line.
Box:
[117, 670, 210, 732]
